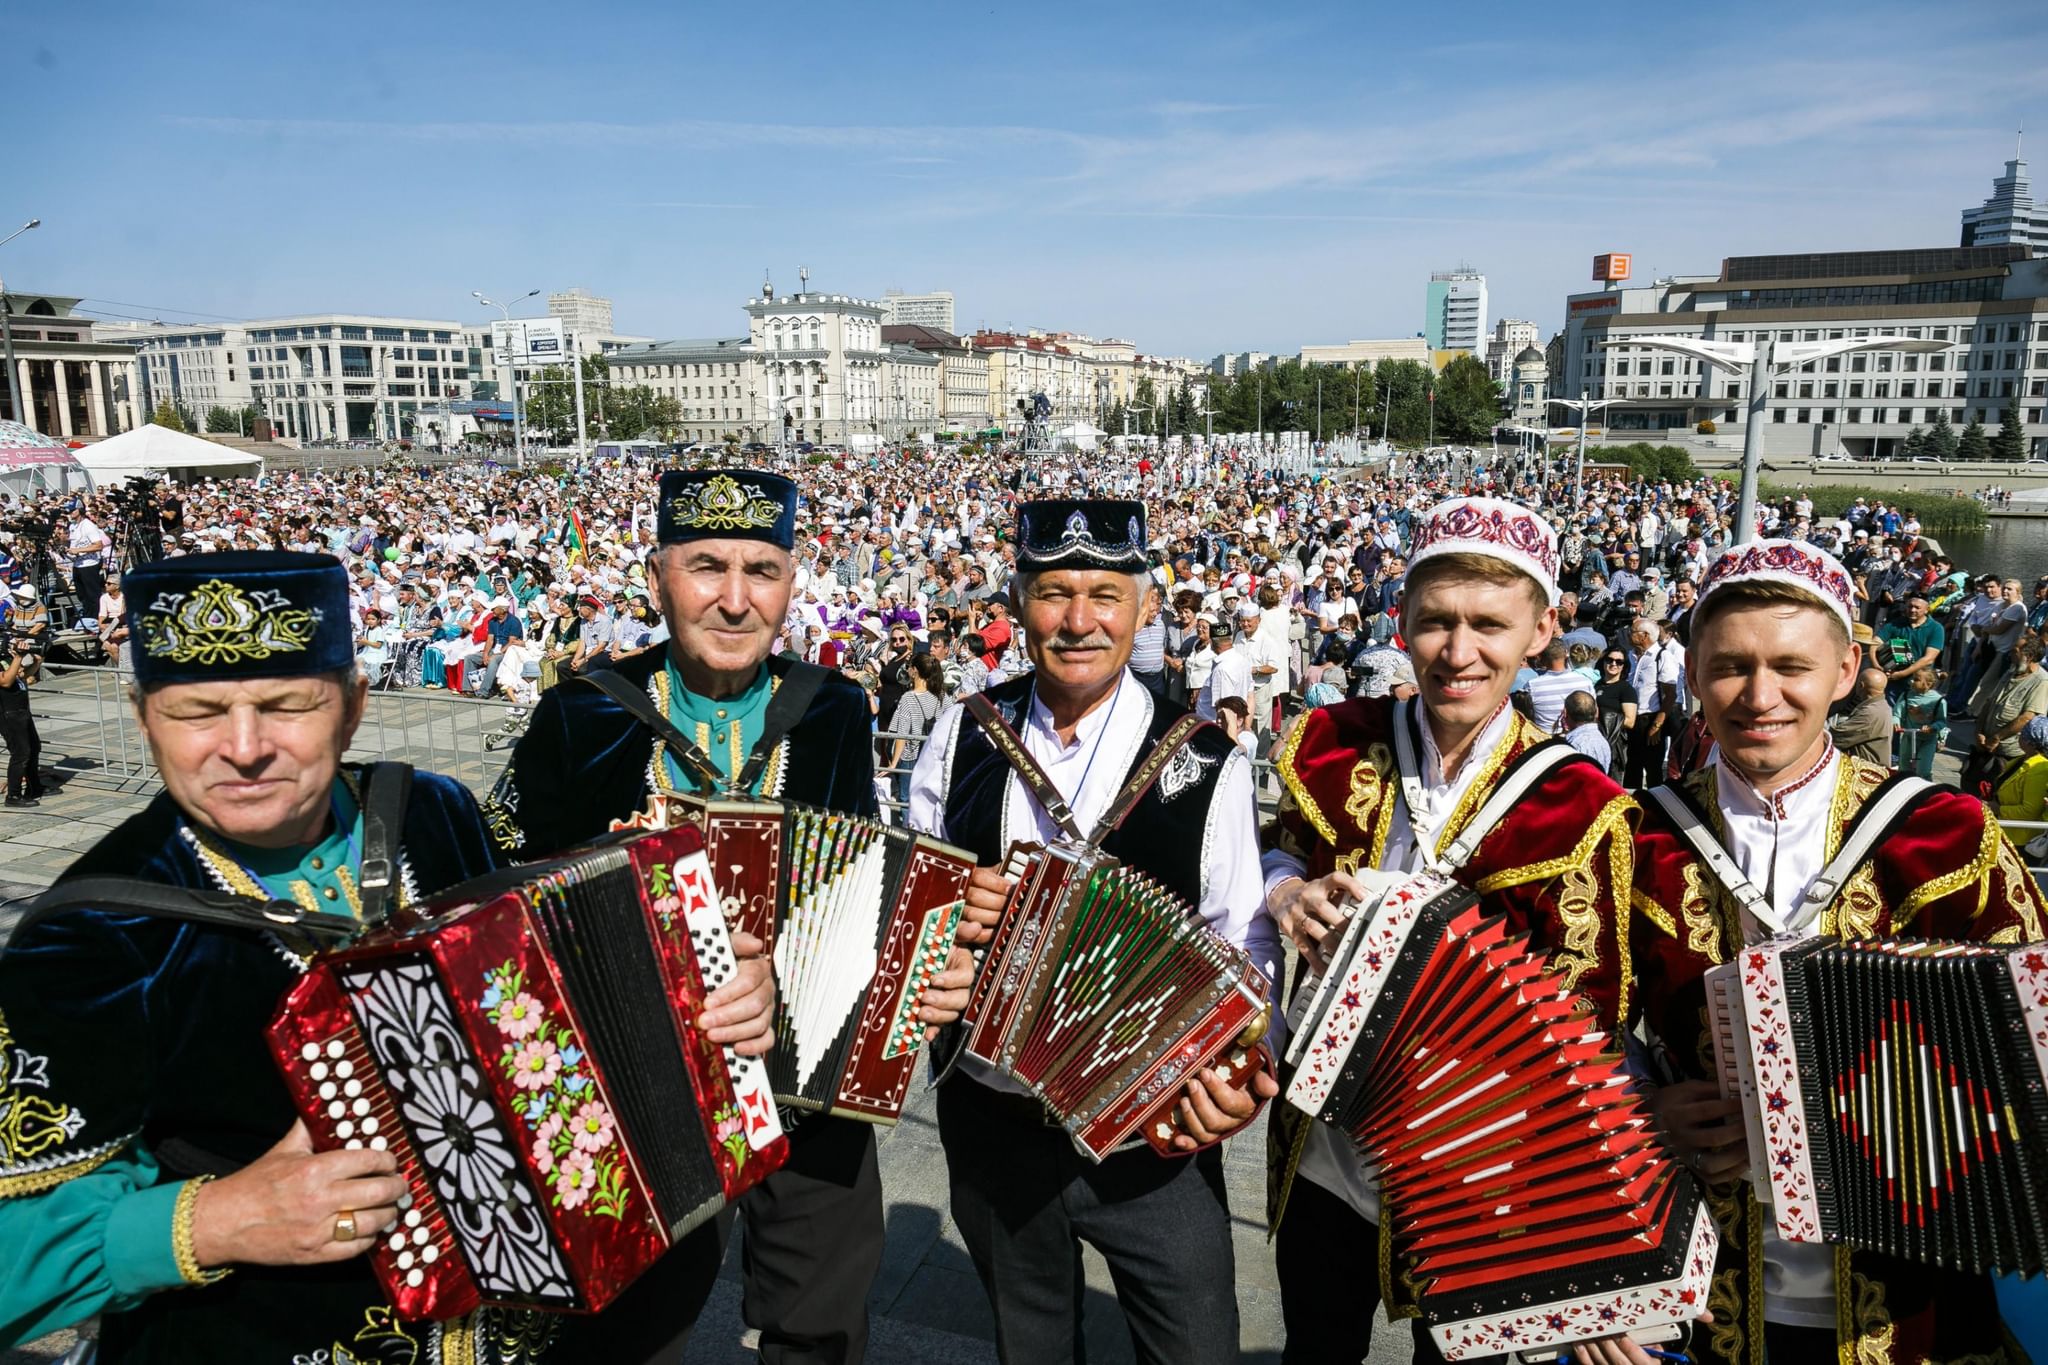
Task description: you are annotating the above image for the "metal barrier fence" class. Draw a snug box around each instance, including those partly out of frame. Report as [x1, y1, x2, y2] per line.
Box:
[30, 668, 1283, 815]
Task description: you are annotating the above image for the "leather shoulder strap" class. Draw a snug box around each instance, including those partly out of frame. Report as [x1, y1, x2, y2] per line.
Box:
[1646, 782, 1781, 934]
[963, 691, 1088, 843]
[1091, 713, 1213, 842]
[1, 877, 357, 959]
[576, 668, 723, 795]
[356, 761, 411, 925]
[1794, 774, 1934, 929]
[1437, 740, 1587, 873]
[735, 662, 828, 795]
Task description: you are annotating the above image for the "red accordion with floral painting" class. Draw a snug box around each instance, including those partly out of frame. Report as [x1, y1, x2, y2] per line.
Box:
[265, 825, 789, 1320]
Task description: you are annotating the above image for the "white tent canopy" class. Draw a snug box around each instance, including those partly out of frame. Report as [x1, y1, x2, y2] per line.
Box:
[72, 424, 263, 483]
[0, 420, 92, 499]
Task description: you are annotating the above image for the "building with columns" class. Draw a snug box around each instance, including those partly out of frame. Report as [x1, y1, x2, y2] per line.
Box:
[745, 282, 888, 446]
[1, 292, 141, 439]
[969, 331, 1092, 434]
[881, 324, 990, 433]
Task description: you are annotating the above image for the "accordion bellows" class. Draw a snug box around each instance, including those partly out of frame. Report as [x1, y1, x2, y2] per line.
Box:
[1709, 936, 2048, 1275]
[951, 841, 1273, 1160]
[660, 795, 974, 1123]
[267, 827, 788, 1320]
[1286, 875, 1715, 1361]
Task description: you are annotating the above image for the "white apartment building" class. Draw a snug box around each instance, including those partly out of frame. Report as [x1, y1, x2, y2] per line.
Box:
[1558, 245, 2048, 457]
[970, 331, 1092, 433]
[881, 324, 988, 432]
[881, 345, 942, 439]
[548, 288, 615, 338]
[1209, 351, 1272, 377]
[881, 290, 955, 333]
[746, 284, 889, 446]
[605, 338, 756, 445]
[1425, 269, 1487, 354]
[1484, 318, 1540, 382]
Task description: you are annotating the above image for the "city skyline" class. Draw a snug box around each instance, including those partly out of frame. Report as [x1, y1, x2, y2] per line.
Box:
[6, 0, 2045, 358]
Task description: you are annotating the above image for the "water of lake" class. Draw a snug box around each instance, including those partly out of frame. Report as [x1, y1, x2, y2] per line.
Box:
[1935, 518, 2048, 584]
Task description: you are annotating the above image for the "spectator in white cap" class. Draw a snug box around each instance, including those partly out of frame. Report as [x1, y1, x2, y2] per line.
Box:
[1196, 612, 1253, 722]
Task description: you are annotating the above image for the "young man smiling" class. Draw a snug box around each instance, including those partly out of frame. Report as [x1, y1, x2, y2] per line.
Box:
[1261, 496, 1638, 1364]
[1628, 539, 2046, 1365]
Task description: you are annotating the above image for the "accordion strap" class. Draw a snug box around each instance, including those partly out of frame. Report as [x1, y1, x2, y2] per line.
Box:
[1, 877, 357, 958]
[1645, 772, 1934, 937]
[1390, 699, 1584, 874]
[356, 761, 411, 926]
[1092, 713, 1213, 840]
[964, 691, 1089, 843]
[582, 661, 828, 798]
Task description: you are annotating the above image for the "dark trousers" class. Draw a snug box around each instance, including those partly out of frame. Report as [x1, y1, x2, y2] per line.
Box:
[0, 705, 37, 798]
[552, 1209, 730, 1364]
[936, 1075, 1240, 1365]
[73, 563, 104, 623]
[1273, 1176, 1445, 1365]
[738, 1112, 884, 1365]
[1764, 1321, 1834, 1361]
[1625, 718, 1668, 789]
[1130, 668, 1167, 701]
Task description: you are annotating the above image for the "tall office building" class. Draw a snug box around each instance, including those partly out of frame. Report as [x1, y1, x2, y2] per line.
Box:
[547, 289, 615, 338]
[1484, 318, 1540, 382]
[1425, 268, 1487, 354]
[1961, 143, 2048, 253]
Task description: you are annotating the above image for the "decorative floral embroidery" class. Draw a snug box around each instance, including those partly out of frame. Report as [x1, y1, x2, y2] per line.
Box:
[1409, 499, 1560, 580]
[664, 473, 783, 533]
[1698, 539, 1855, 626]
[479, 961, 631, 1220]
[0, 1006, 89, 1174]
[138, 578, 319, 665]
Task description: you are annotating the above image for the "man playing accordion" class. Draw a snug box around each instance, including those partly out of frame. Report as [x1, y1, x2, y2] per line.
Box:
[1261, 496, 1639, 1364]
[0, 550, 633, 1364]
[488, 467, 958, 1365]
[906, 497, 1281, 1365]
[1628, 540, 2048, 1365]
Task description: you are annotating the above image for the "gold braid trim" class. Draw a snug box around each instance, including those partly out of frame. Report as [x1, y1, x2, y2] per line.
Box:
[0, 1140, 125, 1198]
[1896, 814, 1999, 925]
[1470, 797, 1634, 894]
[1469, 798, 1635, 999]
[1839, 1249, 1897, 1365]
[1431, 712, 1531, 864]
[1633, 887, 1678, 938]
[172, 1175, 231, 1286]
[1274, 710, 1342, 847]
[1746, 1195, 1766, 1365]
[440, 1315, 477, 1365]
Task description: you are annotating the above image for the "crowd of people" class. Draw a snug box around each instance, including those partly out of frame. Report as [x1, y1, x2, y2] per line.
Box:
[3, 442, 2044, 818]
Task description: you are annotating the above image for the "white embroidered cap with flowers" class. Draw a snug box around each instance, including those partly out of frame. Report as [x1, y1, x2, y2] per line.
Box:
[1406, 496, 1561, 606]
[1694, 538, 1856, 639]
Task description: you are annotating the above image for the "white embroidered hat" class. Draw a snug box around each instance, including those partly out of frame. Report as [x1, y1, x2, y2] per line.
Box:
[1407, 496, 1561, 606]
[1695, 538, 1856, 638]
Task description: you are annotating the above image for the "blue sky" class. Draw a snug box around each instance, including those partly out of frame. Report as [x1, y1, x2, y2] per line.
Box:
[6, 0, 2046, 358]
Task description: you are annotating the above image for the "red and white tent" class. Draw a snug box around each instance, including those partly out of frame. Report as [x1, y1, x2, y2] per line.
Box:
[0, 419, 92, 499]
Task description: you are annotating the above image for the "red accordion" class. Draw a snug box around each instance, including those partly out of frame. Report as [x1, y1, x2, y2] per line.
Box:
[947, 840, 1272, 1160]
[266, 826, 788, 1320]
[1708, 936, 2048, 1275]
[656, 795, 973, 1123]
[1286, 874, 1716, 1361]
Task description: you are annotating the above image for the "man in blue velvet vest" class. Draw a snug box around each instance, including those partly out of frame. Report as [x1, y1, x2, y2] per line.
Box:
[0, 551, 529, 1362]
[905, 498, 1282, 1365]
[486, 468, 907, 1365]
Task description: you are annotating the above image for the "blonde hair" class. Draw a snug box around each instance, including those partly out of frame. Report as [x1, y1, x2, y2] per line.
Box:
[1404, 551, 1549, 613]
[1692, 581, 1849, 647]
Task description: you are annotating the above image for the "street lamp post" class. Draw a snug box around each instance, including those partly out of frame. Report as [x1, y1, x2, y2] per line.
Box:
[474, 288, 539, 466]
[1550, 392, 1618, 507]
[1599, 334, 1952, 543]
[0, 218, 42, 427]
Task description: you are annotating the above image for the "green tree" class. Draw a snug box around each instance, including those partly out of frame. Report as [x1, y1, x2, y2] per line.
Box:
[1995, 405, 2029, 462]
[204, 405, 236, 433]
[1374, 358, 1432, 443]
[1432, 354, 1502, 443]
[151, 397, 186, 432]
[1133, 376, 1159, 435]
[1957, 416, 1990, 462]
[1902, 425, 1926, 457]
[1925, 407, 1959, 459]
[523, 364, 576, 441]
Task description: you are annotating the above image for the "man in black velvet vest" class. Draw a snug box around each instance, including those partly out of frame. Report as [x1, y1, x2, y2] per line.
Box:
[487, 468, 934, 1365]
[905, 499, 1282, 1365]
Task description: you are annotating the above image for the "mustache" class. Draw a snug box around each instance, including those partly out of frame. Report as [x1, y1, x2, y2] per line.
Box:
[1046, 631, 1115, 650]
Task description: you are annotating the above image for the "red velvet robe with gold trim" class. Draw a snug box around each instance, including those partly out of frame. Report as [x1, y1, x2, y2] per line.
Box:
[1632, 757, 2048, 1365]
[1264, 696, 1638, 1309]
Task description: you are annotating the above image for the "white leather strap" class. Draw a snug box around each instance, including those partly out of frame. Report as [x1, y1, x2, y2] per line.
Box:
[1392, 699, 1583, 874]
[1647, 783, 1784, 935]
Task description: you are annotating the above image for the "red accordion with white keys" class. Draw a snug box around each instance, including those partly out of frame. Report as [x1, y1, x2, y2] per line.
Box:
[1286, 874, 1716, 1362]
[945, 839, 1272, 1160]
[652, 794, 973, 1125]
[1707, 935, 2048, 1275]
[266, 825, 789, 1320]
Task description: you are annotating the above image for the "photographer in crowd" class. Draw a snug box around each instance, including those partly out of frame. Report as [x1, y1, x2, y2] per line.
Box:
[1, 618, 43, 807]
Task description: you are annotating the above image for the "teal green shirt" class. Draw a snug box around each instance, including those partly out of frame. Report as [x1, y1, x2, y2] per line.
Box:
[219, 778, 366, 915]
[660, 659, 774, 796]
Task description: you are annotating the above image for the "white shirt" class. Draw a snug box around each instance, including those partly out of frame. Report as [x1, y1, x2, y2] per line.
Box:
[68, 518, 108, 567]
[1713, 743, 1841, 1328]
[906, 671, 1278, 1098]
[1197, 644, 1254, 720]
[1524, 667, 1594, 733]
[1631, 646, 1664, 714]
[1261, 700, 1518, 1221]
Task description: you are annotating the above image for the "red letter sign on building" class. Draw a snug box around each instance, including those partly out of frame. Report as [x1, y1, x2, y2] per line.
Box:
[1592, 253, 1632, 283]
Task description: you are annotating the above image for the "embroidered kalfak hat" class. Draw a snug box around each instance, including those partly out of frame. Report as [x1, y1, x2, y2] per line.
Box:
[1407, 496, 1561, 606]
[1016, 500, 1147, 573]
[657, 469, 798, 550]
[1695, 538, 1855, 638]
[125, 550, 353, 686]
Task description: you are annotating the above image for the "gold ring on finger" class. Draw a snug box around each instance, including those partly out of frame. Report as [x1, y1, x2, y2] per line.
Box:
[333, 1210, 358, 1242]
